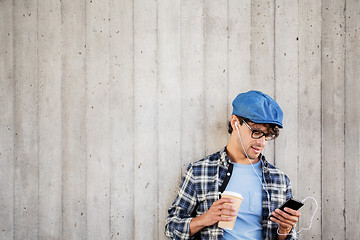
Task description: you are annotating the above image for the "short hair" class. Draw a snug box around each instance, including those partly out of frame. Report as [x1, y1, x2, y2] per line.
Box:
[228, 116, 280, 139]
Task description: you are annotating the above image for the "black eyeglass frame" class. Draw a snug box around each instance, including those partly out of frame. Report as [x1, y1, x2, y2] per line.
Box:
[241, 120, 275, 141]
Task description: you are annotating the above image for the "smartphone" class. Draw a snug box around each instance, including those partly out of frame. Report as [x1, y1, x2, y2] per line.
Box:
[269, 198, 304, 220]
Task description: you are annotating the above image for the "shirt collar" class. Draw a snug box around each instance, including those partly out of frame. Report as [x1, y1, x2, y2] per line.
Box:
[219, 147, 232, 166]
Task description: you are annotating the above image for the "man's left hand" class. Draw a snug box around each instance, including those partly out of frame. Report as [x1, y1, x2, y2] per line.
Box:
[270, 207, 301, 235]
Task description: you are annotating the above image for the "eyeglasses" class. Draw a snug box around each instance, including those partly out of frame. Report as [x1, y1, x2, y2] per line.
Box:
[242, 120, 275, 141]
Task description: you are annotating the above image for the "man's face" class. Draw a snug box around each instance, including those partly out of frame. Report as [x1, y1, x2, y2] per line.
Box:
[237, 121, 269, 160]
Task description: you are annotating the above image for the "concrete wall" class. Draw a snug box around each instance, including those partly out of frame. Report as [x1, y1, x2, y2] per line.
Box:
[0, 0, 359, 239]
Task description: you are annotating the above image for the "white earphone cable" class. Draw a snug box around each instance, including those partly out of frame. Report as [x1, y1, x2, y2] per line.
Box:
[276, 196, 318, 236]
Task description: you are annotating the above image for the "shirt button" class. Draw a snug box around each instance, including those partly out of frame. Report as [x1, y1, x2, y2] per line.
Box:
[227, 172, 231, 176]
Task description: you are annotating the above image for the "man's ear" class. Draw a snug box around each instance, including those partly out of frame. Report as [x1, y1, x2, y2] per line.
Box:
[230, 115, 239, 129]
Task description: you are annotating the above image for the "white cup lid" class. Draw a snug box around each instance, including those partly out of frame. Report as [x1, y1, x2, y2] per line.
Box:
[221, 191, 243, 199]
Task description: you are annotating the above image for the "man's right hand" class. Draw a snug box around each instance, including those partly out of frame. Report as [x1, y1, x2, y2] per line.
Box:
[189, 198, 237, 236]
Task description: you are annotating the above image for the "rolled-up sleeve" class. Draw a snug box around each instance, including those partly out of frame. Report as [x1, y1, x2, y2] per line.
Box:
[165, 164, 198, 240]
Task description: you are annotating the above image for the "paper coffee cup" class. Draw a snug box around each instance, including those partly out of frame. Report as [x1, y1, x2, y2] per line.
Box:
[218, 191, 243, 230]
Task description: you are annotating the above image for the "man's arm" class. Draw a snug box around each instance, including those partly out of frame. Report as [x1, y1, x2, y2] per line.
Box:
[165, 164, 198, 240]
[269, 207, 301, 240]
[165, 163, 237, 239]
[189, 198, 237, 236]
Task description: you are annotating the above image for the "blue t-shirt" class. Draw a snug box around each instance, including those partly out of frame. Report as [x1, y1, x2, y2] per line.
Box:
[223, 161, 263, 240]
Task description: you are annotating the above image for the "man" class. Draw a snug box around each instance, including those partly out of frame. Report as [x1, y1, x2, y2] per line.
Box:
[165, 90, 301, 240]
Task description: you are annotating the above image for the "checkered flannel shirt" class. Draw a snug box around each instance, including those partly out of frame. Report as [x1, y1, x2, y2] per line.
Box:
[165, 147, 298, 240]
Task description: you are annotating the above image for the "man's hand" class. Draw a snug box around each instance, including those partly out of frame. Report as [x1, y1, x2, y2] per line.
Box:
[201, 197, 237, 226]
[270, 207, 301, 239]
[190, 198, 237, 236]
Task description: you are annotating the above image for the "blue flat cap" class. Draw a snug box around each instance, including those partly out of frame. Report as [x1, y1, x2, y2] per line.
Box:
[232, 90, 283, 128]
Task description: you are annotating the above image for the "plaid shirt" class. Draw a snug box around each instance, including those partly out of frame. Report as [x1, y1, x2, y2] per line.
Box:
[165, 147, 298, 240]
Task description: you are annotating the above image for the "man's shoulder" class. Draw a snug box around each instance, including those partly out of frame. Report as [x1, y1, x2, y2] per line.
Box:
[191, 150, 222, 167]
[185, 150, 224, 178]
[263, 158, 289, 179]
